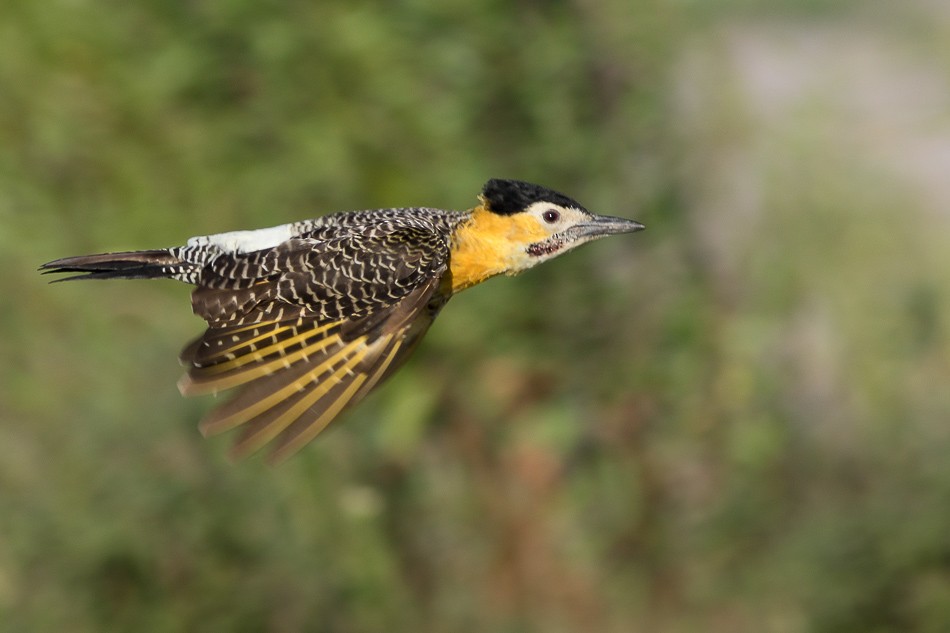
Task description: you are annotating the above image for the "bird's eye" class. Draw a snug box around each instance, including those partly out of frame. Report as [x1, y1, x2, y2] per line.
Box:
[542, 209, 560, 223]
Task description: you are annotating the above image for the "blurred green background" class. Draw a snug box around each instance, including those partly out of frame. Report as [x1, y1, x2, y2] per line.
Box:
[4, 0, 950, 631]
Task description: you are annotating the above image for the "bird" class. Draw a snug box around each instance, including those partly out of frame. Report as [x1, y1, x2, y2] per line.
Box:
[41, 179, 644, 463]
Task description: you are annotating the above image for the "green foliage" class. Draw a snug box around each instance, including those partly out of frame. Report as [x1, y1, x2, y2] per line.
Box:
[3, 1, 950, 632]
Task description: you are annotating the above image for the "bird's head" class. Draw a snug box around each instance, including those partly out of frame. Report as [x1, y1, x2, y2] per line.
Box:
[476, 178, 645, 273]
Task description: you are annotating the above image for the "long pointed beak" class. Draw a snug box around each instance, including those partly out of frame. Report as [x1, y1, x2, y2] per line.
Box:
[571, 215, 645, 240]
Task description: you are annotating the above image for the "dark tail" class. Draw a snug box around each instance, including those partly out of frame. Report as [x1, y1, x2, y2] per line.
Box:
[39, 250, 187, 282]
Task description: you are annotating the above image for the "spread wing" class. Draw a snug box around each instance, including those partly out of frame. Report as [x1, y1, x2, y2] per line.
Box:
[178, 218, 449, 463]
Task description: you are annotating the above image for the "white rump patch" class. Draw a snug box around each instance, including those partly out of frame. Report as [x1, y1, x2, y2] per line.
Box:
[187, 223, 298, 253]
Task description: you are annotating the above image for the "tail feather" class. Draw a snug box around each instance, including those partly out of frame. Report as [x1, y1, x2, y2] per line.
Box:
[39, 250, 188, 282]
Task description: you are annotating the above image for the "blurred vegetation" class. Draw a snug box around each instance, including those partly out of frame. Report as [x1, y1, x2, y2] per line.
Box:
[3, 0, 950, 631]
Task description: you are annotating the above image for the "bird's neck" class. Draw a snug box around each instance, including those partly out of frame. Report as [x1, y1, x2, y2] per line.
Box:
[445, 206, 547, 293]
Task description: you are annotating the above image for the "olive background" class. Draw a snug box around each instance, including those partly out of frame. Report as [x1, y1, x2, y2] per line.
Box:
[3, 1, 950, 631]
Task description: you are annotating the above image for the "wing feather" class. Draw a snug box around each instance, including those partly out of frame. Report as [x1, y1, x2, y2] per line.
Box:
[196, 334, 363, 436]
[179, 322, 346, 395]
[227, 341, 374, 460]
[228, 338, 399, 461]
[186, 281, 441, 461]
[178, 218, 450, 460]
[262, 370, 372, 463]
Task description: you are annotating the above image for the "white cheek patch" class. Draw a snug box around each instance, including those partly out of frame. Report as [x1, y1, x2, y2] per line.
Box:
[187, 223, 298, 253]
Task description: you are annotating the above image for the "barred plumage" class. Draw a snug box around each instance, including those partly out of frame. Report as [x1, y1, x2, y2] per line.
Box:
[41, 179, 644, 462]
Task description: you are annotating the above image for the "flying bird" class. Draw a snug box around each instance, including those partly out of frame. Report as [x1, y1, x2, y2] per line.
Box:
[41, 179, 644, 462]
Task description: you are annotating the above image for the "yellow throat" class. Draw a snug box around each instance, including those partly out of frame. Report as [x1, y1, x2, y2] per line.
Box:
[447, 205, 549, 293]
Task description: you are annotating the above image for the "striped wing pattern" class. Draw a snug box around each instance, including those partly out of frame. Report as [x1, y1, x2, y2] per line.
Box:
[180, 219, 450, 462]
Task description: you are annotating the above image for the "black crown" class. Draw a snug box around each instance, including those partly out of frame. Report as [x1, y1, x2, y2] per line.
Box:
[481, 179, 586, 216]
